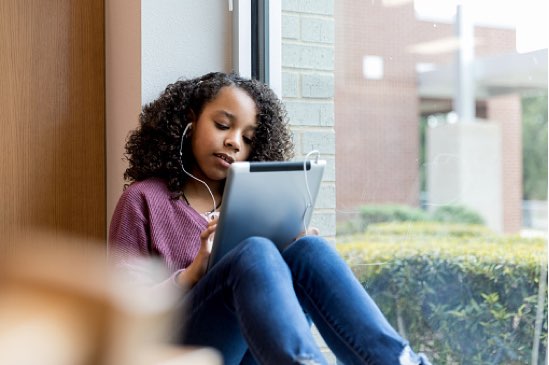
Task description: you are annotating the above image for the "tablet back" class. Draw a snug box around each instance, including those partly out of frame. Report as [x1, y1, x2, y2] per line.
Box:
[207, 160, 326, 270]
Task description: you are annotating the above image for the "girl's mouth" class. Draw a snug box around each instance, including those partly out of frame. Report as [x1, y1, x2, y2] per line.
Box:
[214, 153, 235, 165]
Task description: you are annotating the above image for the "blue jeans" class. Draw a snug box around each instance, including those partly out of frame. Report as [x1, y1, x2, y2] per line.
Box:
[175, 236, 409, 365]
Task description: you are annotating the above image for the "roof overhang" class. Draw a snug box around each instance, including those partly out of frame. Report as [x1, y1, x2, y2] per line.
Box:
[418, 49, 548, 99]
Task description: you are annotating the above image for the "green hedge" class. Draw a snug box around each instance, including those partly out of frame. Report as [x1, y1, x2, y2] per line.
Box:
[431, 205, 485, 225]
[337, 204, 485, 235]
[337, 223, 547, 364]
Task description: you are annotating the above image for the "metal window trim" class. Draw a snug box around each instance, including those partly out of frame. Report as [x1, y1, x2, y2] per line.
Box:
[232, 0, 252, 79]
[232, 0, 281, 96]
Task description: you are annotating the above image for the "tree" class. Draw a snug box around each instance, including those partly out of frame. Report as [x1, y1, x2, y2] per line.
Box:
[522, 92, 548, 200]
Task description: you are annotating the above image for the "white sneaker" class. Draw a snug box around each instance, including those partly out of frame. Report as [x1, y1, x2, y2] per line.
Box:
[399, 346, 433, 365]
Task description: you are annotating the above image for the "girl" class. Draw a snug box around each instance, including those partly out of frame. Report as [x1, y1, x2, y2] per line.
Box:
[109, 72, 431, 365]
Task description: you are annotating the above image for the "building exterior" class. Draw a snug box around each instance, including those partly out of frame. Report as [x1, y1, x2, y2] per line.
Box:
[334, 0, 532, 233]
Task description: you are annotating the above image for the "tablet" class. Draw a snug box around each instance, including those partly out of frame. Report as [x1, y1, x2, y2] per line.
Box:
[207, 159, 326, 271]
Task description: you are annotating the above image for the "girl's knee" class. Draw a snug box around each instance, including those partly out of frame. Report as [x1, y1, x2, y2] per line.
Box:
[232, 236, 286, 272]
[239, 236, 278, 256]
[291, 235, 330, 255]
[284, 235, 338, 268]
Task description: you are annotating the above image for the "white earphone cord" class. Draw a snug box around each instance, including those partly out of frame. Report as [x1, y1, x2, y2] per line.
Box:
[179, 123, 217, 214]
[303, 150, 320, 235]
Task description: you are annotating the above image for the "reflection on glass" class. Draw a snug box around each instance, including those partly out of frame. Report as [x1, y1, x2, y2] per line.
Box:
[284, 0, 547, 363]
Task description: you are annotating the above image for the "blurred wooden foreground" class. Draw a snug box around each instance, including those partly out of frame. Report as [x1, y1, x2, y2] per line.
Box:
[0, 231, 221, 365]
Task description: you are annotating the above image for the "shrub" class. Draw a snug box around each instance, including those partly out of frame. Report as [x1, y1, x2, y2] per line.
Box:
[432, 205, 485, 225]
[362, 222, 492, 240]
[360, 204, 430, 225]
[337, 224, 547, 364]
[336, 204, 488, 235]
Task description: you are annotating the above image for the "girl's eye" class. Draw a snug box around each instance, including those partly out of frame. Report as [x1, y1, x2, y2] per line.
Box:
[215, 122, 229, 130]
[243, 136, 254, 145]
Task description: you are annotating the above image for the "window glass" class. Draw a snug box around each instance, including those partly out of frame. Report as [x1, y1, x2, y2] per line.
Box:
[281, 1, 547, 363]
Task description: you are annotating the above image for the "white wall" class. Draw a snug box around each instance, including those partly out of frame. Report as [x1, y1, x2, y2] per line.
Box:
[141, 0, 233, 104]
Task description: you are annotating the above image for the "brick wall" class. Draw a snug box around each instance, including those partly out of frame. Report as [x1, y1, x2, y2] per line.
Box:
[282, 0, 336, 239]
[487, 94, 523, 233]
[281, 1, 338, 362]
[335, 1, 421, 218]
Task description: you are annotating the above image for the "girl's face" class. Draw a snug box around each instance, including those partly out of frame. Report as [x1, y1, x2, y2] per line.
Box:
[190, 86, 258, 182]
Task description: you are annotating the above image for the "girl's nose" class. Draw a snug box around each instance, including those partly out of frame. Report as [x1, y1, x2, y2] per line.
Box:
[224, 133, 241, 152]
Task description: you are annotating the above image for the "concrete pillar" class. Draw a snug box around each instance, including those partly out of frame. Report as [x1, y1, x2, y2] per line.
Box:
[453, 3, 475, 123]
[427, 120, 503, 232]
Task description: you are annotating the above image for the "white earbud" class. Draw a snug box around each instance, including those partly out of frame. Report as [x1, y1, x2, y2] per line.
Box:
[182, 123, 192, 138]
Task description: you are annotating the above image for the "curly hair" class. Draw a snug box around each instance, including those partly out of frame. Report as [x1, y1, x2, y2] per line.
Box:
[123, 72, 294, 194]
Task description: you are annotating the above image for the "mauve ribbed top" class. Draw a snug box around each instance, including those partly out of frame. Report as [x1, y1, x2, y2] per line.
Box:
[109, 178, 208, 287]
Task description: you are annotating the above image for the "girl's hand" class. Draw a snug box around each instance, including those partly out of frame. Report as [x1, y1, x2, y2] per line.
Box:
[176, 215, 218, 288]
[293, 226, 320, 241]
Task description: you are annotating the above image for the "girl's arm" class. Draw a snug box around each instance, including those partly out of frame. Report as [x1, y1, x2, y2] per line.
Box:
[108, 188, 177, 290]
[108, 189, 150, 265]
[175, 217, 217, 288]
